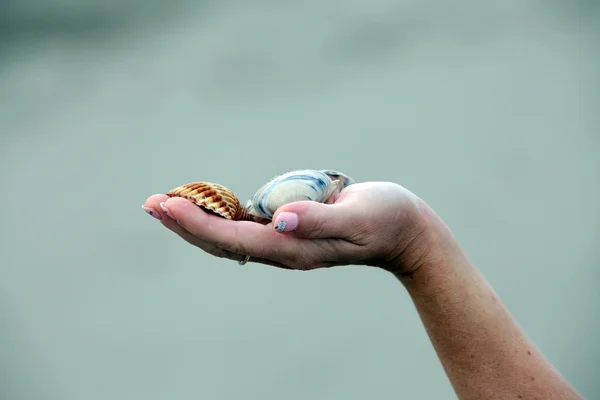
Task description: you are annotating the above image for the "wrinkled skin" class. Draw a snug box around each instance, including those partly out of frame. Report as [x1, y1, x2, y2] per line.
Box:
[143, 182, 440, 275]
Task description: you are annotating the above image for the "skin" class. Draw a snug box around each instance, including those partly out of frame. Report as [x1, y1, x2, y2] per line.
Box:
[143, 182, 582, 400]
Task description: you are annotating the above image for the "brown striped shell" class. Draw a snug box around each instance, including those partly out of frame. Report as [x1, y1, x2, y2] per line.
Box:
[166, 182, 251, 220]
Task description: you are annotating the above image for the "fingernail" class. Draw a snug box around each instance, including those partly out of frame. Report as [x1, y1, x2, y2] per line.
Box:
[142, 205, 161, 220]
[160, 202, 176, 219]
[274, 212, 298, 232]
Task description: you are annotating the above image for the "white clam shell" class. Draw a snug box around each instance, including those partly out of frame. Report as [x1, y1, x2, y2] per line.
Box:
[320, 169, 355, 189]
[245, 169, 354, 220]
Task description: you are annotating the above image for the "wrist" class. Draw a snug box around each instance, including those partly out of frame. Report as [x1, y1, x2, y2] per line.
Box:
[384, 198, 458, 282]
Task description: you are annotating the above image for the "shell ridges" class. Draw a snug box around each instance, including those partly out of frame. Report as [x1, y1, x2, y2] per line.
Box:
[166, 181, 248, 220]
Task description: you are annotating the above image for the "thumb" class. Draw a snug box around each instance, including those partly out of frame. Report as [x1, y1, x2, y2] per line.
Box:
[271, 201, 352, 239]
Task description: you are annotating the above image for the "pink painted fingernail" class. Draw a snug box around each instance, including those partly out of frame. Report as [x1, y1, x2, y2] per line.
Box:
[274, 212, 298, 232]
[142, 205, 161, 220]
[160, 202, 175, 219]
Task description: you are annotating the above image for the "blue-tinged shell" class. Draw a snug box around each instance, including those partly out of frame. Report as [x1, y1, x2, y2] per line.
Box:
[320, 169, 355, 190]
[245, 169, 354, 220]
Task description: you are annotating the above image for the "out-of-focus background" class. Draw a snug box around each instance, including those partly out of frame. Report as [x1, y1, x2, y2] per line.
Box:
[1, 1, 598, 399]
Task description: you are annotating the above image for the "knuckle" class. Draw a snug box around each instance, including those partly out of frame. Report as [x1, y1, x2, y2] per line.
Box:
[281, 248, 312, 270]
[218, 238, 240, 254]
[210, 247, 234, 260]
[307, 219, 328, 237]
[218, 226, 247, 255]
[348, 220, 376, 245]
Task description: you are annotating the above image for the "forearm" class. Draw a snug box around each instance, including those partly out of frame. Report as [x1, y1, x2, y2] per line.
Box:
[395, 206, 582, 400]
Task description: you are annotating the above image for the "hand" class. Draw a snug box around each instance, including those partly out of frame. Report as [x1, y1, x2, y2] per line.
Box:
[142, 181, 436, 275]
[143, 182, 584, 400]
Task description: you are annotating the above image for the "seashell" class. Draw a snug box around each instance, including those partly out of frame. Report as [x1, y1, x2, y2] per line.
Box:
[165, 169, 354, 223]
[320, 169, 355, 190]
[245, 169, 355, 220]
[166, 182, 251, 221]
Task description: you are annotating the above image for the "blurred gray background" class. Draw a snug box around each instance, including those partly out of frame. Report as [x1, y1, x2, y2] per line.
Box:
[1, 1, 598, 399]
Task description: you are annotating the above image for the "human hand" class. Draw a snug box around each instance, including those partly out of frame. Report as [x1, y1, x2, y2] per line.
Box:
[142, 181, 439, 275]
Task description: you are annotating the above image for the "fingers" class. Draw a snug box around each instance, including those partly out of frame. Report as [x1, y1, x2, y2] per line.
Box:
[271, 200, 357, 239]
[142, 195, 290, 269]
[144, 194, 237, 258]
[143, 194, 361, 269]
[157, 196, 299, 264]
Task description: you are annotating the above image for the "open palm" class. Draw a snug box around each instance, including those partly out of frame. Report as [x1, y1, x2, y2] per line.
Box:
[143, 181, 429, 273]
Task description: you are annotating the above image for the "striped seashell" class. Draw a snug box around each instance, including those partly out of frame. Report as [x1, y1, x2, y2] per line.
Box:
[166, 182, 251, 221]
[245, 169, 355, 220]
